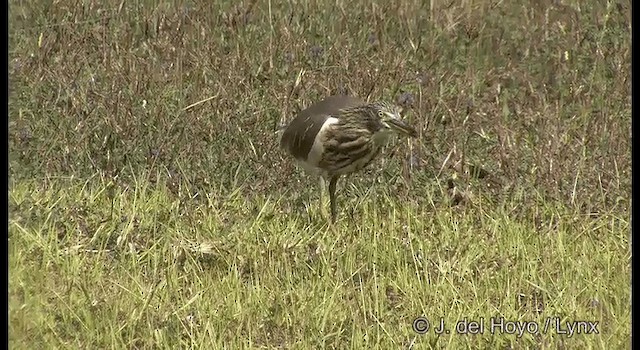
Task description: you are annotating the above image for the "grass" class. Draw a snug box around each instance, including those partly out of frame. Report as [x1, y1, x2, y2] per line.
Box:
[9, 176, 630, 348]
[9, 0, 630, 348]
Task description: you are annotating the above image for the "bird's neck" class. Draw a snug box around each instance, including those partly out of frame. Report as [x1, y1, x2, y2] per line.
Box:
[372, 129, 394, 146]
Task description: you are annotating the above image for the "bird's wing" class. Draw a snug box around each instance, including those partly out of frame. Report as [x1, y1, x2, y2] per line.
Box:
[281, 95, 365, 159]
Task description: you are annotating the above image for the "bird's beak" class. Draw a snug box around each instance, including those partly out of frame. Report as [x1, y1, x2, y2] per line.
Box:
[387, 118, 418, 138]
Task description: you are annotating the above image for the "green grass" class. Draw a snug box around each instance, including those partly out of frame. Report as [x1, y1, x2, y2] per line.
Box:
[9, 176, 630, 348]
[9, 0, 630, 348]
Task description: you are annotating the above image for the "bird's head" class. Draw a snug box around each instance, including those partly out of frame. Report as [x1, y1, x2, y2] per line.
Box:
[370, 101, 418, 138]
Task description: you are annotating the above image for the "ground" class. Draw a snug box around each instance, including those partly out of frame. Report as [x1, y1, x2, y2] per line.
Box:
[9, 0, 630, 348]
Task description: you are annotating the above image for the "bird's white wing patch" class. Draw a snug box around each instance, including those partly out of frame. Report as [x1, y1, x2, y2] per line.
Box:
[302, 117, 339, 174]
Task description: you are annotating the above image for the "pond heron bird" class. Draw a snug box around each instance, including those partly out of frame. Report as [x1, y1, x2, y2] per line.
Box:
[279, 95, 418, 222]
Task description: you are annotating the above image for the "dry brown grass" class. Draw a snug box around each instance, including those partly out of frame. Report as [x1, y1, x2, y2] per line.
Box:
[10, 1, 630, 213]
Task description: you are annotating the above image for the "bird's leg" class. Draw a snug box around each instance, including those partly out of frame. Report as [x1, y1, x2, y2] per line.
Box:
[329, 175, 339, 223]
[318, 176, 328, 220]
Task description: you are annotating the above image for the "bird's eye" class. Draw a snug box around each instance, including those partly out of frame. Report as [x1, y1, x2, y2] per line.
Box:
[377, 111, 384, 118]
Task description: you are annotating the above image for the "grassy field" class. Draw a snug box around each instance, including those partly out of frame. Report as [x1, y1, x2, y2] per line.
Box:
[9, 0, 630, 348]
